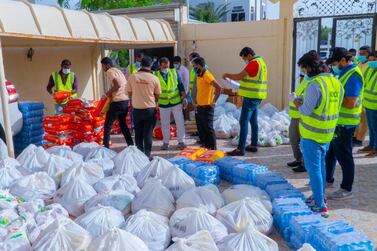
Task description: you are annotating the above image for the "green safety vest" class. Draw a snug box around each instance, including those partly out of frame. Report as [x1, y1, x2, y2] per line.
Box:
[363, 68, 377, 110]
[337, 66, 364, 126]
[358, 63, 371, 80]
[156, 69, 181, 106]
[127, 64, 138, 74]
[299, 74, 344, 144]
[52, 71, 77, 104]
[289, 79, 310, 119]
[238, 56, 268, 100]
[189, 67, 196, 94]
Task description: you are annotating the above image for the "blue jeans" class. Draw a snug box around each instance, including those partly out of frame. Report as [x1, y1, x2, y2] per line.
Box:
[238, 98, 261, 152]
[366, 108, 377, 149]
[301, 138, 329, 209]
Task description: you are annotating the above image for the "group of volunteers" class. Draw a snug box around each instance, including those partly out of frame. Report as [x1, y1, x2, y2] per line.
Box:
[287, 45, 377, 217]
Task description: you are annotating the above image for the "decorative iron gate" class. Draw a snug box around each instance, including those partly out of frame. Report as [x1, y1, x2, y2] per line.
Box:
[292, 0, 377, 89]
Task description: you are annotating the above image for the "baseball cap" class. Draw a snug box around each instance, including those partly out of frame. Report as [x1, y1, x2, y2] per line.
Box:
[326, 47, 349, 65]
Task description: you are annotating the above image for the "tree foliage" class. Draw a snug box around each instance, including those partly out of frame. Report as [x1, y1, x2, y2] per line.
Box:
[57, 0, 171, 11]
[190, 1, 229, 23]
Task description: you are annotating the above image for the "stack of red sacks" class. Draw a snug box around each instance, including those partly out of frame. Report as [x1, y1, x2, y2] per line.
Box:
[43, 114, 74, 148]
[153, 126, 177, 140]
[43, 98, 106, 148]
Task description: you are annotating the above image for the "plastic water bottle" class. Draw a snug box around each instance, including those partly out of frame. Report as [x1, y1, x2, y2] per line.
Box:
[18, 101, 45, 113]
[255, 172, 288, 189]
[215, 157, 245, 181]
[266, 183, 305, 200]
[231, 163, 269, 185]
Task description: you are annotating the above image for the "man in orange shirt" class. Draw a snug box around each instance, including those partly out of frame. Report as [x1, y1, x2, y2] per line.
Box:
[101, 57, 133, 149]
[192, 57, 222, 150]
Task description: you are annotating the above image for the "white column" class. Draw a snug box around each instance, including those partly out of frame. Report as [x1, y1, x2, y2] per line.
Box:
[0, 38, 15, 157]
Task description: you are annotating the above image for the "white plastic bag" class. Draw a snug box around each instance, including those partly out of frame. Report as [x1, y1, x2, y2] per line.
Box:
[46, 145, 83, 162]
[222, 184, 272, 213]
[170, 207, 228, 243]
[123, 209, 170, 251]
[214, 106, 226, 119]
[35, 203, 69, 231]
[217, 226, 278, 251]
[0, 139, 7, 160]
[43, 155, 73, 187]
[10, 172, 56, 201]
[54, 177, 97, 217]
[87, 158, 114, 177]
[16, 199, 45, 217]
[6, 212, 40, 244]
[84, 190, 134, 215]
[113, 146, 150, 177]
[176, 184, 224, 215]
[260, 103, 279, 117]
[166, 230, 219, 251]
[136, 157, 195, 199]
[75, 205, 125, 237]
[84, 147, 116, 162]
[132, 178, 175, 217]
[0, 190, 20, 209]
[88, 227, 149, 251]
[0, 230, 31, 251]
[73, 142, 100, 159]
[32, 217, 91, 251]
[215, 94, 229, 106]
[223, 102, 237, 114]
[94, 175, 140, 195]
[61, 161, 104, 186]
[216, 198, 273, 234]
[214, 114, 238, 139]
[298, 244, 317, 251]
[16, 145, 49, 175]
[0, 159, 22, 189]
[0, 208, 20, 224]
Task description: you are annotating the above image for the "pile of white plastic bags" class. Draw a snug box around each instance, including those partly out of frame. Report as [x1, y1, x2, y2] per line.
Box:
[0, 141, 283, 251]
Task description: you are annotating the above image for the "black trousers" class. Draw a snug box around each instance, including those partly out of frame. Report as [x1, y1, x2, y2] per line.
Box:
[0, 123, 6, 144]
[133, 108, 156, 158]
[196, 106, 217, 150]
[326, 126, 356, 192]
[104, 100, 133, 148]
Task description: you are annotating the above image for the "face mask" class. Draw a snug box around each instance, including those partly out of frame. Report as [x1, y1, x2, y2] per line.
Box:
[194, 67, 199, 74]
[368, 61, 377, 69]
[304, 75, 312, 81]
[332, 66, 341, 75]
[244, 60, 249, 65]
[161, 68, 168, 74]
[358, 56, 368, 63]
[62, 68, 70, 74]
[135, 61, 141, 68]
[174, 64, 180, 69]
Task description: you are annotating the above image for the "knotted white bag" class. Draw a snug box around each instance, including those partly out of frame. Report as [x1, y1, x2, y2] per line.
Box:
[16, 199, 45, 217]
[61, 161, 104, 186]
[0, 230, 31, 251]
[176, 184, 224, 215]
[222, 184, 272, 213]
[85, 147, 116, 176]
[216, 198, 273, 234]
[132, 178, 175, 217]
[84, 190, 134, 215]
[73, 142, 100, 159]
[169, 207, 228, 243]
[94, 174, 140, 195]
[10, 172, 56, 201]
[54, 177, 97, 217]
[88, 227, 149, 251]
[0, 139, 7, 160]
[75, 205, 125, 237]
[137, 157, 195, 199]
[16, 145, 49, 175]
[0, 190, 20, 209]
[43, 155, 73, 187]
[32, 217, 91, 251]
[166, 230, 219, 251]
[122, 209, 170, 251]
[0, 158, 22, 189]
[217, 226, 278, 251]
[6, 212, 40, 244]
[46, 145, 83, 162]
[35, 203, 69, 231]
[113, 146, 150, 176]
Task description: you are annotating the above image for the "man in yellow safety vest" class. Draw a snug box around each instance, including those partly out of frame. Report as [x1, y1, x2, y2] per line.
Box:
[325, 47, 364, 200]
[46, 59, 78, 114]
[156, 57, 187, 150]
[224, 47, 268, 156]
[126, 52, 142, 78]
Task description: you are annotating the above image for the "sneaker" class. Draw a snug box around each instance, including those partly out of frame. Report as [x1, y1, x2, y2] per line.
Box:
[227, 149, 245, 156]
[358, 146, 373, 153]
[365, 150, 377, 158]
[327, 189, 353, 200]
[312, 206, 330, 218]
[287, 160, 301, 167]
[352, 138, 363, 147]
[305, 195, 314, 205]
[161, 143, 169, 151]
[177, 142, 187, 150]
[292, 165, 306, 173]
[245, 145, 258, 153]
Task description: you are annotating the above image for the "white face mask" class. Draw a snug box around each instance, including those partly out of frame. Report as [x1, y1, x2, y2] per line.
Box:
[161, 68, 168, 74]
[62, 68, 71, 74]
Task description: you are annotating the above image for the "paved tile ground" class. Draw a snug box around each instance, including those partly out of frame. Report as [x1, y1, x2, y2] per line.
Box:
[110, 134, 377, 250]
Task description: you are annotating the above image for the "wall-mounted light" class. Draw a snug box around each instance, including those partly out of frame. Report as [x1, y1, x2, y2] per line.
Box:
[27, 48, 34, 62]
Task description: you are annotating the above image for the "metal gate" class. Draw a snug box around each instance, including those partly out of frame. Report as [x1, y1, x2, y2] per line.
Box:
[292, 0, 377, 90]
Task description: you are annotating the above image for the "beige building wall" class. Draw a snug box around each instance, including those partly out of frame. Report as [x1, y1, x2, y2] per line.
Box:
[182, 19, 291, 109]
[2, 45, 97, 115]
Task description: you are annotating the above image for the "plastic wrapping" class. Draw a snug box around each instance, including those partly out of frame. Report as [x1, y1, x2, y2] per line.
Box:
[0, 159, 23, 189]
[61, 161, 104, 186]
[43, 155, 73, 187]
[166, 230, 219, 251]
[113, 146, 150, 176]
[84, 190, 134, 215]
[94, 175, 140, 195]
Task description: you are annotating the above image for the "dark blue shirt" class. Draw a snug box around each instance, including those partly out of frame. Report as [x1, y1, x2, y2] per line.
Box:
[159, 70, 185, 108]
